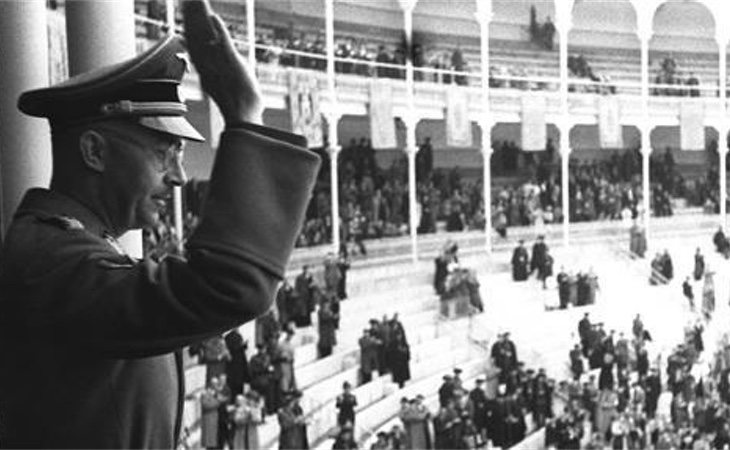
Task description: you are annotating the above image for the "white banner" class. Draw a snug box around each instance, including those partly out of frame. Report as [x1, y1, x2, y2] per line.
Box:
[288, 70, 323, 148]
[521, 95, 546, 151]
[598, 96, 623, 148]
[369, 79, 397, 149]
[680, 101, 704, 151]
[446, 87, 473, 147]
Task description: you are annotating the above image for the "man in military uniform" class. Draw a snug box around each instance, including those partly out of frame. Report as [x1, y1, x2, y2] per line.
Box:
[0, 1, 320, 448]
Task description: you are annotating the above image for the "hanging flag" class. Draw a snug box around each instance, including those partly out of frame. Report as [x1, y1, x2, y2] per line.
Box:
[680, 100, 704, 151]
[598, 96, 623, 149]
[288, 70, 323, 148]
[369, 79, 397, 149]
[521, 95, 546, 151]
[446, 86, 473, 147]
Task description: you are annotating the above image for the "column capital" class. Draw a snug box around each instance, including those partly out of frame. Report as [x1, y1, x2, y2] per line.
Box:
[474, 0, 493, 25]
[405, 145, 419, 156]
[327, 144, 341, 156]
[400, 114, 421, 131]
[481, 145, 493, 157]
[635, 3, 654, 45]
[397, 0, 418, 13]
[322, 108, 343, 126]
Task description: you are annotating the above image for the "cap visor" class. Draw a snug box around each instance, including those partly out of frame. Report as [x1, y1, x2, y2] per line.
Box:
[138, 116, 205, 142]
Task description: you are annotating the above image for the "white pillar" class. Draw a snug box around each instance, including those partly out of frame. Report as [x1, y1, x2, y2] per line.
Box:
[476, 3, 493, 253]
[0, 0, 52, 237]
[555, 5, 572, 249]
[247, 0, 256, 68]
[482, 142, 493, 253]
[404, 117, 420, 263]
[399, 0, 419, 263]
[67, 0, 140, 256]
[325, 112, 342, 253]
[638, 25, 651, 241]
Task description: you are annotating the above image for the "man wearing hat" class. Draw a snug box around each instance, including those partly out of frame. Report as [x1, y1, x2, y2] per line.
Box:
[468, 376, 489, 441]
[278, 390, 308, 450]
[0, 1, 319, 448]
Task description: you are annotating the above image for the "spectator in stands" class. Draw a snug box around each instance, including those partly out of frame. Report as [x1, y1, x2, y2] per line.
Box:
[332, 424, 357, 450]
[274, 327, 297, 402]
[468, 376, 489, 442]
[389, 330, 412, 388]
[569, 344, 584, 380]
[200, 334, 232, 383]
[370, 431, 390, 450]
[693, 247, 705, 281]
[337, 245, 351, 300]
[451, 46, 467, 86]
[336, 381, 358, 428]
[511, 240, 530, 281]
[278, 390, 309, 450]
[250, 344, 277, 415]
[491, 332, 519, 381]
[318, 296, 339, 358]
[294, 265, 315, 327]
[201, 378, 223, 450]
[231, 389, 265, 450]
[400, 395, 432, 449]
[276, 279, 295, 330]
[683, 276, 695, 311]
[359, 328, 382, 384]
[225, 329, 250, 398]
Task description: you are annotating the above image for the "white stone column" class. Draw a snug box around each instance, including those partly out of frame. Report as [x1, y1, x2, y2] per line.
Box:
[0, 0, 52, 238]
[66, 0, 140, 256]
[555, 3, 573, 248]
[476, 1, 493, 253]
[638, 20, 652, 241]
[399, 0, 420, 263]
[325, 112, 342, 253]
[404, 116, 420, 263]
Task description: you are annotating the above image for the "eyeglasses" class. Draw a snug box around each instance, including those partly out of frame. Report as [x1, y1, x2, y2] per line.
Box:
[98, 126, 184, 173]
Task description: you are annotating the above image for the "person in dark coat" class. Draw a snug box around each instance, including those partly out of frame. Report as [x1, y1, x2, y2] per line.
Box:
[557, 267, 570, 309]
[336, 245, 351, 300]
[389, 331, 411, 388]
[569, 344, 584, 380]
[511, 240, 529, 281]
[439, 375, 455, 408]
[538, 248, 554, 289]
[660, 249, 674, 281]
[278, 390, 309, 449]
[0, 11, 321, 447]
[317, 296, 339, 358]
[530, 235, 548, 277]
[276, 280, 295, 328]
[224, 328, 250, 398]
[683, 277, 695, 310]
[713, 226, 729, 255]
[468, 377, 489, 440]
[359, 329, 381, 383]
[293, 265, 315, 327]
[249, 344, 277, 414]
[694, 247, 705, 281]
[578, 313, 592, 355]
[335, 381, 358, 428]
[644, 369, 661, 418]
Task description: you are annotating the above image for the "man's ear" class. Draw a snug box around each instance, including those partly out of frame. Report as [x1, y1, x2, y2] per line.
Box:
[78, 129, 108, 172]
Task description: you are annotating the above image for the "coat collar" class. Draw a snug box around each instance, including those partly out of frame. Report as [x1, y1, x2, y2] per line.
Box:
[14, 188, 112, 238]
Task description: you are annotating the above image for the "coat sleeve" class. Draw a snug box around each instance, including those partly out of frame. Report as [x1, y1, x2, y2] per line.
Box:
[7, 126, 320, 358]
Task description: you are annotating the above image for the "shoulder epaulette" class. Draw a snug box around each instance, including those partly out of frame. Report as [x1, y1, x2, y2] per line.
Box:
[36, 214, 85, 231]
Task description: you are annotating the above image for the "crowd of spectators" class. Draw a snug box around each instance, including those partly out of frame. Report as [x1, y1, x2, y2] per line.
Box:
[653, 57, 702, 97]
[528, 5, 556, 51]
[568, 54, 615, 95]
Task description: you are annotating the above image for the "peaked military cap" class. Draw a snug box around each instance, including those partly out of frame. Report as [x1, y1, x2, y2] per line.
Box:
[18, 35, 204, 142]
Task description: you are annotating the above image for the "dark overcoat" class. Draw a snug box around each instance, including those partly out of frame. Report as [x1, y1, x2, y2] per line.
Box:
[0, 126, 319, 448]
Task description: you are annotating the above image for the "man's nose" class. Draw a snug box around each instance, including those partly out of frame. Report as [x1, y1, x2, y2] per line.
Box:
[164, 157, 188, 186]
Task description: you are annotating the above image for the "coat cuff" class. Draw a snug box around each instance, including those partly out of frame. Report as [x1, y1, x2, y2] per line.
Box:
[187, 126, 320, 277]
